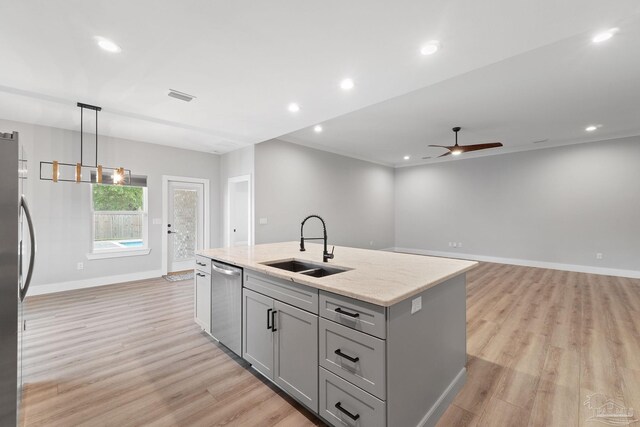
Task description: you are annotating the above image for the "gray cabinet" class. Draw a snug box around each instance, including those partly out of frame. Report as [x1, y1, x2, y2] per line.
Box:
[319, 367, 386, 427]
[245, 270, 319, 314]
[194, 271, 211, 334]
[319, 317, 386, 400]
[242, 288, 319, 412]
[242, 289, 274, 379]
[274, 300, 318, 412]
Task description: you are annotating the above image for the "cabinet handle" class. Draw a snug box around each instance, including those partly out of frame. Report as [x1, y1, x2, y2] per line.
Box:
[334, 349, 359, 363]
[335, 307, 359, 318]
[196, 261, 206, 266]
[196, 273, 205, 277]
[335, 402, 360, 421]
[271, 310, 278, 332]
[267, 308, 272, 330]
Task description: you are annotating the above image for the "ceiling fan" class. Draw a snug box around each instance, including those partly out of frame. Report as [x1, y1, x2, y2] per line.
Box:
[422, 127, 503, 159]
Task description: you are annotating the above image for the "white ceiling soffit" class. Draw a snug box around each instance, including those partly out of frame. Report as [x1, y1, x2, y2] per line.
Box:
[0, 0, 639, 154]
[280, 13, 640, 166]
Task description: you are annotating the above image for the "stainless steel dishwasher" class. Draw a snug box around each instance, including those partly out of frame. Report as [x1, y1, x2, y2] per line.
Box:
[210, 260, 243, 357]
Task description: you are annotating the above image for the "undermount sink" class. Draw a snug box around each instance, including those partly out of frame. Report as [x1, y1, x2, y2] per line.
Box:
[261, 259, 349, 278]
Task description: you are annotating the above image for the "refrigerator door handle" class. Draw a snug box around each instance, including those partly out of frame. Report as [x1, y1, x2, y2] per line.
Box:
[19, 195, 36, 302]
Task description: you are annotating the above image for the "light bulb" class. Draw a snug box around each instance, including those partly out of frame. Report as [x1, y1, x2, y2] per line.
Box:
[340, 78, 354, 90]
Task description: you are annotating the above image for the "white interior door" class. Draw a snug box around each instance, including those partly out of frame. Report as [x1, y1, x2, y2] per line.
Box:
[167, 181, 204, 273]
[228, 176, 251, 247]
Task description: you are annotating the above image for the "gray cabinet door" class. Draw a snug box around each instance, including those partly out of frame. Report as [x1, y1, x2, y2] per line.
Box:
[194, 271, 211, 334]
[274, 300, 318, 412]
[243, 289, 274, 379]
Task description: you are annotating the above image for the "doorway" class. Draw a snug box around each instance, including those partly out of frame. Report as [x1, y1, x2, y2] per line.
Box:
[162, 176, 209, 275]
[227, 175, 252, 247]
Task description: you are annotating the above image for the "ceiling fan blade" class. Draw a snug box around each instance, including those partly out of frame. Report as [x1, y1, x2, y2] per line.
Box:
[428, 145, 454, 149]
[459, 142, 503, 153]
[421, 156, 432, 159]
[437, 152, 451, 158]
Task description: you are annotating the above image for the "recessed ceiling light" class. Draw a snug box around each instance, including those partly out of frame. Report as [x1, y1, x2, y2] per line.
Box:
[403, 155, 411, 160]
[592, 28, 618, 43]
[288, 103, 300, 113]
[585, 125, 598, 132]
[95, 36, 121, 53]
[340, 78, 355, 90]
[314, 125, 323, 133]
[420, 41, 440, 56]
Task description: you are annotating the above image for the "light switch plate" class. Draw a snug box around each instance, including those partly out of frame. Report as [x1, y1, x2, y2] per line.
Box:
[411, 296, 422, 314]
[152, 218, 162, 225]
[259, 217, 268, 225]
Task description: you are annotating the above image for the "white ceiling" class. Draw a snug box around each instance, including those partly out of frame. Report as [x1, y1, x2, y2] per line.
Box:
[281, 13, 640, 166]
[1, 1, 639, 156]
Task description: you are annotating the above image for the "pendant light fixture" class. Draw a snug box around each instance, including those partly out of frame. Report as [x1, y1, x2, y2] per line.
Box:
[40, 102, 135, 185]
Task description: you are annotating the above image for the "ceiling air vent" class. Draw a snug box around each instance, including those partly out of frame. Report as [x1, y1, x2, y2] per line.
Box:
[168, 89, 196, 102]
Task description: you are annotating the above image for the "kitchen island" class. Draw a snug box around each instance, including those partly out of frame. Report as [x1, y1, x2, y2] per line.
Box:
[195, 242, 477, 427]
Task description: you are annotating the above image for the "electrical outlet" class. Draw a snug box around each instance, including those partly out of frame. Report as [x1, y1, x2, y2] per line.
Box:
[369, 241, 374, 246]
[77, 262, 84, 270]
[596, 253, 603, 260]
[259, 217, 268, 225]
[411, 296, 422, 314]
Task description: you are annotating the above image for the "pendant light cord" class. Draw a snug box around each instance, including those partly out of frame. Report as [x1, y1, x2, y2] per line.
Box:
[80, 105, 83, 165]
[95, 108, 98, 167]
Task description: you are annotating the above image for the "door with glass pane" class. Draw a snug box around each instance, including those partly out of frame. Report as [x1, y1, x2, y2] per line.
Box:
[167, 181, 204, 273]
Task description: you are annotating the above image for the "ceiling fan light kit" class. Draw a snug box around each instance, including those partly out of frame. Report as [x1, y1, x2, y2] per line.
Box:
[426, 126, 504, 159]
[39, 102, 137, 186]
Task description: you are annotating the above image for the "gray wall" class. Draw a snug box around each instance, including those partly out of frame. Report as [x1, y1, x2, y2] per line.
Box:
[219, 145, 255, 247]
[1, 119, 221, 288]
[395, 136, 640, 272]
[255, 139, 395, 250]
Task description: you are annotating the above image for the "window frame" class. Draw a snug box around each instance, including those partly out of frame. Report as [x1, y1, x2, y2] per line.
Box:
[87, 184, 151, 259]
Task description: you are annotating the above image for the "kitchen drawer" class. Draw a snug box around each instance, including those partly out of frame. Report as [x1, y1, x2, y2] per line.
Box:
[319, 318, 386, 400]
[195, 255, 211, 273]
[245, 270, 318, 314]
[319, 367, 386, 427]
[320, 291, 386, 339]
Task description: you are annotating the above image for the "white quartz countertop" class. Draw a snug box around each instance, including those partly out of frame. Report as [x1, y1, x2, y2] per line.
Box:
[197, 242, 477, 306]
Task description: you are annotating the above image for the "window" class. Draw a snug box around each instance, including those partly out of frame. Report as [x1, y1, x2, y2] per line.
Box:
[90, 185, 149, 256]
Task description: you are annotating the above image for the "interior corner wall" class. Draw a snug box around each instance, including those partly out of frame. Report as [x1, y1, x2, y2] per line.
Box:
[254, 139, 395, 250]
[394, 136, 640, 274]
[220, 145, 255, 247]
[1, 118, 222, 292]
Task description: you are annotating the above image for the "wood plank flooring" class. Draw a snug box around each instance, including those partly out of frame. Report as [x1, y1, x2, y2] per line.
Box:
[21, 264, 640, 426]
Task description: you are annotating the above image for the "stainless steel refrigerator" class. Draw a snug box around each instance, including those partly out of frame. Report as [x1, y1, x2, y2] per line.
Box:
[0, 131, 35, 426]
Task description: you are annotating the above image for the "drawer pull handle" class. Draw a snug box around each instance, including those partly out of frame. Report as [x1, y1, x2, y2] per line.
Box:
[267, 308, 273, 330]
[335, 402, 360, 421]
[196, 262, 206, 266]
[335, 307, 359, 318]
[335, 349, 359, 363]
[196, 273, 205, 277]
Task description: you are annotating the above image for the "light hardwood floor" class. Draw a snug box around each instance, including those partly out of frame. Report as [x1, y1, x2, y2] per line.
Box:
[21, 263, 640, 426]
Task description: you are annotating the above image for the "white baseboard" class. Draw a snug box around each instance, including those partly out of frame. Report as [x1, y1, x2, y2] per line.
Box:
[28, 269, 163, 296]
[391, 247, 640, 279]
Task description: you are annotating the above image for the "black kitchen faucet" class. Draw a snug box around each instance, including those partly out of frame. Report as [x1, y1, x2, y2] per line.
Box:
[300, 214, 334, 262]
